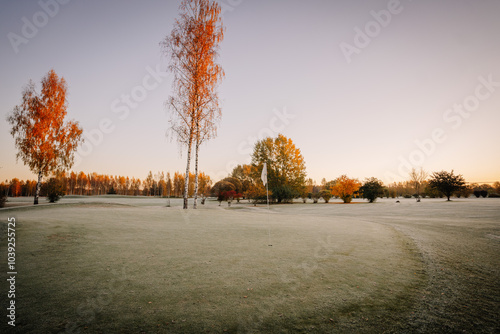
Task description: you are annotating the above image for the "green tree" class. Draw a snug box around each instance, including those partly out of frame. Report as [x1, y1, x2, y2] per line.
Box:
[359, 177, 384, 203]
[0, 183, 7, 208]
[320, 189, 332, 203]
[251, 134, 306, 203]
[428, 170, 466, 201]
[46, 177, 65, 203]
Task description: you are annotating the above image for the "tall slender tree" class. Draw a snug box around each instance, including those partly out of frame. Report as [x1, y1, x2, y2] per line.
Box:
[161, 0, 224, 209]
[7, 70, 83, 204]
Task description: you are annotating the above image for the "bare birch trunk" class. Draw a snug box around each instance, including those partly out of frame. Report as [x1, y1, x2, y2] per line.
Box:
[193, 142, 200, 209]
[34, 171, 42, 205]
[183, 135, 193, 210]
[193, 120, 200, 209]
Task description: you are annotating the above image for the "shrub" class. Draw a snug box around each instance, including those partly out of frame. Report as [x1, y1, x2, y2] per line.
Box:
[359, 178, 384, 203]
[245, 183, 269, 205]
[330, 175, 361, 203]
[46, 177, 65, 203]
[272, 184, 295, 203]
[320, 190, 332, 203]
[310, 192, 321, 203]
[221, 190, 241, 206]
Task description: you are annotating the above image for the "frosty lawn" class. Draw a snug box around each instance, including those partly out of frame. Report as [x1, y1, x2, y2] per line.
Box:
[0, 197, 499, 333]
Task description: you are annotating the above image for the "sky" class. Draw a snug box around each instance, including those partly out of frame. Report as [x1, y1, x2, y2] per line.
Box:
[1, 0, 499, 185]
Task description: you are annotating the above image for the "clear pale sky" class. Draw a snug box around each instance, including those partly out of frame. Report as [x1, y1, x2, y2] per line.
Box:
[1, 0, 499, 185]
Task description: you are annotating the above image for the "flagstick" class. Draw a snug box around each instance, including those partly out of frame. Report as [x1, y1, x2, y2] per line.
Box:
[261, 162, 272, 247]
[266, 180, 272, 246]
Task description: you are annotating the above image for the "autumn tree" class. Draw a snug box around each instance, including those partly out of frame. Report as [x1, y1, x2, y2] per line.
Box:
[494, 181, 500, 194]
[331, 175, 361, 203]
[305, 178, 315, 194]
[359, 177, 384, 203]
[173, 172, 185, 197]
[7, 70, 83, 204]
[211, 180, 235, 205]
[428, 170, 466, 201]
[251, 134, 307, 203]
[245, 183, 270, 206]
[166, 172, 173, 197]
[409, 167, 428, 200]
[162, 0, 224, 209]
[197, 172, 212, 202]
[9, 178, 22, 197]
[231, 164, 253, 193]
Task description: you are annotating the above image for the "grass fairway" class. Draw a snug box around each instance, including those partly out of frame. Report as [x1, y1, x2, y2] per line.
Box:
[1, 197, 499, 333]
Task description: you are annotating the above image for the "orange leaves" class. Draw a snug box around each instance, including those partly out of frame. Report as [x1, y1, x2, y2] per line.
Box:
[330, 175, 361, 203]
[7, 70, 83, 177]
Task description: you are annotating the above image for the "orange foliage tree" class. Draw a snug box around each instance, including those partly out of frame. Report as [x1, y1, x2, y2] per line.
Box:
[7, 70, 83, 204]
[330, 175, 361, 203]
[161, 0, 224, 209]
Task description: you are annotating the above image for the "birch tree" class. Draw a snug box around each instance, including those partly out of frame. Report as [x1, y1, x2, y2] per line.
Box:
[7, 70, 83, 205]
[161, 0, 224, 209]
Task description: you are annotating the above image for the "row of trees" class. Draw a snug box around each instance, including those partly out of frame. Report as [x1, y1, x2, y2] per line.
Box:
[209, 134, 500, 205]
[0, 171, 212, 200]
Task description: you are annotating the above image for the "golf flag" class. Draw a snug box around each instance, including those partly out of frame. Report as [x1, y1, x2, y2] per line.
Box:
[261, 163, 268, 186]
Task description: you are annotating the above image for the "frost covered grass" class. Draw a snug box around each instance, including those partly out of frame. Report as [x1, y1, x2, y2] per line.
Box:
[0, 197, 499, 333]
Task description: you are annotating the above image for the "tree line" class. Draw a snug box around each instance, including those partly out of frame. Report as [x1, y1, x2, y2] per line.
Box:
[209, 134, 500, 205]
[0, 170, 212, 200]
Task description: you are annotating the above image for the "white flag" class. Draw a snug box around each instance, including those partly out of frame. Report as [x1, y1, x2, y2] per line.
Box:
[261, 162, 268, 186]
